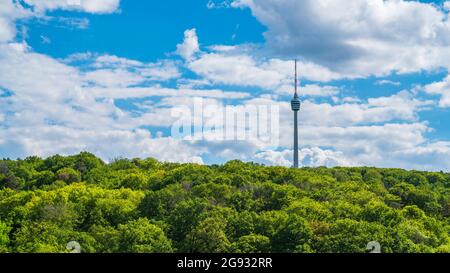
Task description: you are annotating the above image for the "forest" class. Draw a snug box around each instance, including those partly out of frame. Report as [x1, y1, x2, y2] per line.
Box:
[1, 152, 450, 253]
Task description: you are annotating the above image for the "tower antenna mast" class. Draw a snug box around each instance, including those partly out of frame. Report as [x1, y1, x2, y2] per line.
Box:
[295, 59, 298, 95]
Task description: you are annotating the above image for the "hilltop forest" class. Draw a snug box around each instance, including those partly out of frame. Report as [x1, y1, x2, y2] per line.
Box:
[1, 152, 450, 253]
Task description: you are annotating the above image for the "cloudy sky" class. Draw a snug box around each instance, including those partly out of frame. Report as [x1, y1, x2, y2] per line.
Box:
[1, 0, 450, 171]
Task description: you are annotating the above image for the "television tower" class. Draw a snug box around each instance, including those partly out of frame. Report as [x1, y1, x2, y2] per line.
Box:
[291, 60, 301, 168]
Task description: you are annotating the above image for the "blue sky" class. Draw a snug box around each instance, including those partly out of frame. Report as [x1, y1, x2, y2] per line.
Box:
[27, 1, 266, 59]
[1, 0, 450, 171]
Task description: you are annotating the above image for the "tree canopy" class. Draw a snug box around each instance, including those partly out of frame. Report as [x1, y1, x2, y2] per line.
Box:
[1, 153, 450, 253]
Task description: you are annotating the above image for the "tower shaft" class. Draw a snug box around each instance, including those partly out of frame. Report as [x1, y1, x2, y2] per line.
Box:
[293, 110, 299, 168]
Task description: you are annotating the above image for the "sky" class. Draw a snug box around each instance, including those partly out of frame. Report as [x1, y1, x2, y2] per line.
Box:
[1, 0, 450, 171]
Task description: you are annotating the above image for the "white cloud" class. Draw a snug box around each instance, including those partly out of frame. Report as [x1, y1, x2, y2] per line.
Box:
[0, 43, 80, 102]
[255, 131, 450, 171]
[140, 61, 181, 81]
[92, 54, 143, 68]
[391, 141, 450, 171]
[232, 0, 450, 76]
[255, 149, 292, 167]
[176, 29, 200, 61]
[188, 52, 345, 92]
[423, 75, 450, 107]
[265, 58, 345, 83]
[0, 0, 31, 42]
[332, 96, 361, 104]
[292, 123, 436, 170]
[207, 0, 233, 9]
[1, 0, 450, 171]
[0, 42, 207, 163]
[189, 53, 284, 88]
[156, 92, 438, 169]
[84, 69, 144, 88]
[0, 40, 248, 163]
[444, 1, 450, 11]
[88, 86, 250, 100]
[277, 84, 340, 97]
[24, 0, 121, 14]
[0, 0, 119, 44]
[175, 30, 349, 94]
[0, 1, 205, 164]
[245, 94, 450, 170]
[0, 40, 449, 170]
[66, 54, 181, 88]
[375, 80, 401, 86]
[55, 16, 90, 29]
[0, 16, 15, 42]
[253, 91, 430, 128]
[0, 126, 204, 164]
[255, 147, 353, 167]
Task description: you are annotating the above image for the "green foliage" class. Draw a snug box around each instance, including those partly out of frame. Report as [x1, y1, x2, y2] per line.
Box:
[56, 168, 81, 184]
[0, 221, 11, 253]
[1, 153, 450, 253]
[117, 218, 173, 253]
[166, 198, 211, 246]
[13, 221, 77, 253]
[230, 234, 271, 253]
[121, 172, 150, 190]
[183, 217, 231, 253]
[315, 219, 392, 253]
[271, 214, 313, 253]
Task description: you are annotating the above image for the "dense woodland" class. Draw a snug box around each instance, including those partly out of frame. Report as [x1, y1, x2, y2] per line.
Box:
[1, 152, 450, 253]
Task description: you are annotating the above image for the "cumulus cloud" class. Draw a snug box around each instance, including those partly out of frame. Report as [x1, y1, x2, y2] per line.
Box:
[74, 54, 181, 88]
[251, 91, 430, 129]
[189, 53, 285, 88]
[88, 87, 250, 100]
[255, 124, 450, 171]
[246, 94, 450, 170]
[375, 80, 401, 86]
[278, 84, 340, 97]
[0, 40, 247, 163]
[444, 1, 450, 11]
[0, 0, 120, 44]
[0, 126, 204, 164]
[1, 39, 449, 170]
[255, 147, 353, 167]
[391, 141, 450, 171]
[292, 123, 435, 170]
[84, 69, 144, 88]
[23, 0, 121, 14]
[70, 54, 181, 84]
[2, 0, 450, 171]
[188, 50, 345, 90]
[232, 0, 450, 76]
[0, 42, 207, 163]
[423, 75, 450, 107]
[0, 16, 15, 42]
[0, 1, 210, 164]
[174, 28, 349, 94]
[0, 0, 32, 42]
[249, 91, 445, 170]
[176, 29, 200, 61]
